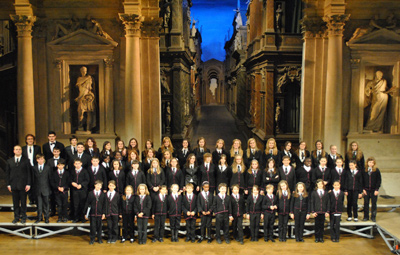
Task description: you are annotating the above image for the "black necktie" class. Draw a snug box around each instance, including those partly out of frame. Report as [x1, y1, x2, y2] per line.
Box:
[16, 158, 19, 164]
[285, 167, 288, 175]
[301, 151, 304, 159]
[29, 147, 32, 153]
[39, 166, 43, 172]
[109, 193, 112, 200]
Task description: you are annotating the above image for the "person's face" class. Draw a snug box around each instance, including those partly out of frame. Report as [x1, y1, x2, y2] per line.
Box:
[182, 140, 188, 148]
[317, 182, 324, 189]
[267, 187, 274, 194]
[160, 187, 168, 195]
[299, 142, 306, 150]
[203, 184, 210, 192]
[71, 139, 77, 146]
[126, 187, 133, 195]
[80, 67, 87, 76]
[219, 186, 227, 194]
[87, 139, 94, 147]
[171, 185, 179, 193]
[164, 152, 171, 159]
[336, 160, 343, 167]
[217, 141, 223, 149]
[351, 143, 358, 151]
[368, 161, 375, 168]
[104, 157, 110, 163]
[316, 142, 322, 150]
[198, 139, 205, 147]
[94, 183, 102, 191]
[108, 183, 116, 191]
[333, 182, 340, 191]
[320, 158, 327, 166]
[233, 140, 240, 149]
[130, 152, 137, 160]
[132, 163, 139, 170]
[37, 157, 45, 165]
[282, 158, 290, 166]
[249, 140, 256, 149]
[220, 157, 226, 165]
[304, 158, 312, 167]
[251, 161, 258, 169]
[280, 183, 287, 190]
[252, 187, 259, 195]
[204, 156, 211, 163]
[13, 146, 22, 156]
[105, 143, 111, 150]
[77, 145, 84, 153]
[298, 185, 304, 193]
[130, 139, 137, 148]
[115, 153, 122, 160]
[268, 160, 275, 169]
[285, 143, 292, 151]
[186, 187, 194, 193]
[91, 158, 100, 166]
[232, 186, 239, 194]
[268, 141, 275, 149]
[189, 156, 196, 164]
[349, 163, 356, 170]
[139, 186, 146, 194]
[235, 157, 242, 164]
[164, 139, 170, 147]
[171, 159, 178, 167]
[53, 150, 60, 157]
[118, 141, 124, 149]
[113, 161, 120, 169]
[26, 136, 34, 145]
[151, 161, 158, 168]
[146, 141, 152, 149]
[48, 134, 56, 142]
[148, 150, 154, 158]
[330, 146, 337, 154]
[74, 161, 82, 169]
[57, 164, 65, 170]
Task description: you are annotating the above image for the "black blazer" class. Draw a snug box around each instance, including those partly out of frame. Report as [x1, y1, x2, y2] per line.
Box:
[70, 168, 90, 192]
[244, 150, 263, 169]
[263, 151, 281, 168]
[46, 157, 64, 172]
[279, 150, 296, 167]
[32, 164, 51, 197]
[197, 191, 214, 214]
[290, 194, 310, 214]
[192, 147, 210, 165]
[87, 165, 108, 191]
[263, 170, 280, 192]
[212, 149, 231, 166]
[146, 169, 165, 190]
[121, 195, 135, 214]
[84, 190, 107, 217]
[362, 169, 382, 191]
[294, 150, 311, 169]
[296, 166, 314, 191]
[277, 193, 291, 215]
[328, 190, 345, 214]
[64, 145, 76, 167]
[183, 166, 198, 186]
[84, 148, 100, 159]
[70, 153, 91, 171]
[312, 166, 332, 187]
[213, 194, 232, 215]
[246, 170, 263, 191]
[230, 170, 247, 190]
[105, 192, 120, 216]
[311, 150, 328, 168]
[327, 154, 343, 170]
[344, 169, 363, 193]
[165, 167, 185, 190]
[142, 158, 153, 173]
[278, 166, 296, 192]
[246, 194, 263, 214]
[22, 145, 41, 165]
[262, 193, 278, 213]
[199, 163, 216, 189]
[42, 141, 65, 161]
[215, 166, 232, 188]
[310, 190, 330, 214]
[330, 167, 346, 191]
[345, 152, 365, 172]
[230, 193, 246, 217]
[126, 170, 146, 195]
[6, 156, 32, 191]
[152, 194, 168, 216]
[50, 169, 70, 194]
[134, 195, 152, 218]
[108, 170, 126, 194]
[182, 193, 198, 219]
[167, 194, 183, 216]
[177, 148, 191, 169]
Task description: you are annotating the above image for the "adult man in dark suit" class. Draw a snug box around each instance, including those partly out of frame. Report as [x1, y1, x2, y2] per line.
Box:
[6, 145, 32, 224]
[64, 135, 78, 169]
[70, 143, 91, 170]
[42, 131, 65, 161]
[32, 154, 52, 223]
[21, 134, 41, 205]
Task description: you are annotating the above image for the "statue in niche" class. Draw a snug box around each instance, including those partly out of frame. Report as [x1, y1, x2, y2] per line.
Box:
[161, 0, 172, 28]
[160, 69, 171, 94]
[364, 70, 397, 132]
[164, 102, 172, 132]
[75, 66, 96, 132]
[275, 102, 281, 134]
[275, 4, 283, 33]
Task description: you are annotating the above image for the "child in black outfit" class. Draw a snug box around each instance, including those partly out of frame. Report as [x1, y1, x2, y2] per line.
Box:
[262, 184, 277, 242]
[120, 185, 135, 243]
[183, 183, 197, 242]
[329, 180, 344, 242]
[197, 182, 214, 243]
[105, 180, 120, 243]
[311, 179, 330, 243]
[246, 185, 263, 242]
[134, 183, 152, 244]
[290, 182, 310, 242]
[362, 157, 382, 222]
[230, 184, 245, 244]
[84, 180, 106, 245]
[168, 183, 182, 242]
[277, 180, 291, 242]
[344, 160, 363, 222]
[213, 183, 232, 244]
[152, 185, 168, 242]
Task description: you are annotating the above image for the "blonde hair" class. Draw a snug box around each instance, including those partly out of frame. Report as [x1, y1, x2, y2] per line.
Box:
[278, 180, 291, 199]
[265, 138, 278, 156]
[247, 159, 260, 174]
[293, 182, 308, 198]
[147, 158, 162, 175]
[246, 138, 259, 158]
[230, 139, 243, 157]
[231, 155, 246, 173]
[365, 157, 377, 172]
[215, 139, 225, 149]
[123, 185, 134, 200]
[137, 183, 150, 195]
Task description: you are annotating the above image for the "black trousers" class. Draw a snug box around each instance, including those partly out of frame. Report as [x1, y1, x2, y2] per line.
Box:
[12, 189, 27, 220]
[315, 213, 325, 239]
[37, 194, 50, 220]
[72, 189, 87, 220]
[169, 216, 181, 231]
[107, 215, 119, 239]
[137, 217, 148, 241]
[263, 212, 275, 239]
[90, 216, 103, 241]
[232, 215, 244, 241]
[347, 190, 359, 218]
[330, 215, 341, 240]
[215, 213, 229, 239]
[122, 213, 134, 239]
[249, 213, 261, 239]
[200, 215, 212, 238]
[154, 215, 166, 239]
[294, 211, 307, 240]
[49, 192, 56, 215]
[278, 214, 289, 239]
[185, 218, 196, 239]
[364, 190, 378, 219]
[55, 192, 68, 219]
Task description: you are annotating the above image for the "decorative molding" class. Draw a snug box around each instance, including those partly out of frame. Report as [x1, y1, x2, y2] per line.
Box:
[276, 66, 301, 93]
[104, 58, 114, 68]
[142, 18, 163, 38]
[10, 15, 36, 37]
[323, 14, 350, 37]
[350, 58, 361, 68]
[300, 15, 326, 39]
[119, 13, 143, 36]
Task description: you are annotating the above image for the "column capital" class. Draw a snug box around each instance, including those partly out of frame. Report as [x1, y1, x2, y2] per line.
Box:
[323, 14, 350, 36]
[350, 58, 361, 68]
[141, 18, 163, 38]
[10, 15, 36, 37]
[119, 13, 143, 37]
[300, 16, 326, 39]
[54, 59, 62, 69]
[104, 58, 114, 68]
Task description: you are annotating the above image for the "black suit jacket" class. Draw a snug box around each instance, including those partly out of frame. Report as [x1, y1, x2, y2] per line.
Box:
[84, 190, 107, 217]
[177, 148, 191, 169]
[246, 194, 263, 214]
[262, 194, 278, 213]
[329, 190, 345, 214]
[87, 165, 108, 191]
[278, 166, 296, 192]
[244, 150, 263, 169]
[134, 195, 152, 218]
[197, 191, 214, 214]
[70, 153, 91, 171]
[212, 149, 231, 166]
[126, 170, 146, 195]
[42, 141, 65, 161]
[230, 193, 246, 217]
[22, 145, 41, 165]
[50, 169, 70, 194]
[182, 194, 198, 219]
[46, 157, 64, 172]
[70, 168, 90, 192]
[6, 156, 32, 191]
[32, 164, 51, 196]
[199, 163, 216, 189]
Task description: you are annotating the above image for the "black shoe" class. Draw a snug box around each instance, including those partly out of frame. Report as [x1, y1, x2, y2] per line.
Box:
[207, 238, 212, 244]
[283, 238, 287, 242]
[159, 238, 164, 243]
[279, 238, 283, 242]
[72, 220, 78, 223]
[197, 237, 204, 243]
[296, 239, 300, 242]
[264, 238, 269, 242]
[35, 220, 41, 224]
[57, 218, 62, 223]
[152, 239, 157, 243]
[21, 219, 26, 224]
[315, 239, 319, 243]
[45, 219, 49, 224]
[371, 218, 376, 222]
[270, 238, 275, 242]
[300, 238, 304, 242]
[235, 237, 240, 242]
[363, 218, 369, 221]
[225, 239, 230, 244]
[121, 238, 126, 243]
[62, 218, 68, 223]
[191, 239, 196, 243]
[216, 238, 222, 244]
[82, 219, 87, 223]
[185, 237, 190, 242]
[89, 240, 94, 245]
[320, 239, 324, 243]
[240, 240, 244, 245]
[130, 239, 135, 243]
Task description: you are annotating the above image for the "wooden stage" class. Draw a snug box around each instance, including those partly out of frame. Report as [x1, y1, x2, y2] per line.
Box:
[0, 195, 399, 254]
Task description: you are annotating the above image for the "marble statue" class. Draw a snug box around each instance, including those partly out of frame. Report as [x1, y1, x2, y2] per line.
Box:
[162, 0, 172, 28]
[165, 102, 171, 129]
[75, 66, 95, 132]
[53, 16, 80, 39]
[160, 70, 171, 94]
[275, 4, 283, 32]
[349, 15, 382, 42]
[275, 102, 281, 134]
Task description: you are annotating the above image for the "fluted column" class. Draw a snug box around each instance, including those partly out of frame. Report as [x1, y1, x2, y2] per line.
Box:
[10, 15, 36, 144]
[119, 14, 143, 144]
[323, 14, 349, 152]
[104, 58, 115, 134]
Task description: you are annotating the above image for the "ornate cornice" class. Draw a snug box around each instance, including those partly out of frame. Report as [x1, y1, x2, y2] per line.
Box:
[142, 18, 162, 38]
[10, 15, 36, 37]
[323, 14, 350, 36]
[119, 13, 143, 36]
[300, 16, 326, 39]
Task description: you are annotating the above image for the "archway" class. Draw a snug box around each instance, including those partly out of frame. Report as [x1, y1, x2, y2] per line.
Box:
[201, 59, 225, 105]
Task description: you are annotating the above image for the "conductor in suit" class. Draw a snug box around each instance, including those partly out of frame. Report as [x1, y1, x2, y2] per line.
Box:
[6, 145, 32, 224]
[42, 131, 65, 161]
[21, 134, 41, 205]
[33, 154, 51, 223]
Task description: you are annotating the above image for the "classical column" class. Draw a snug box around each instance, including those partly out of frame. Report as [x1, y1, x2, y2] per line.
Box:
[265, 0, 274, 33]
[323, 14, 350, 152]
[10, 15, 36, 144]
[104, 58, 115, 134]
[348, 58, 361, 134]
[119, 14, 143, 144]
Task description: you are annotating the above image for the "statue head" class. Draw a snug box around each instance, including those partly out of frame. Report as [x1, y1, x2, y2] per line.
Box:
[375, 70, 383, 80]
[80, 66, 87, 76]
